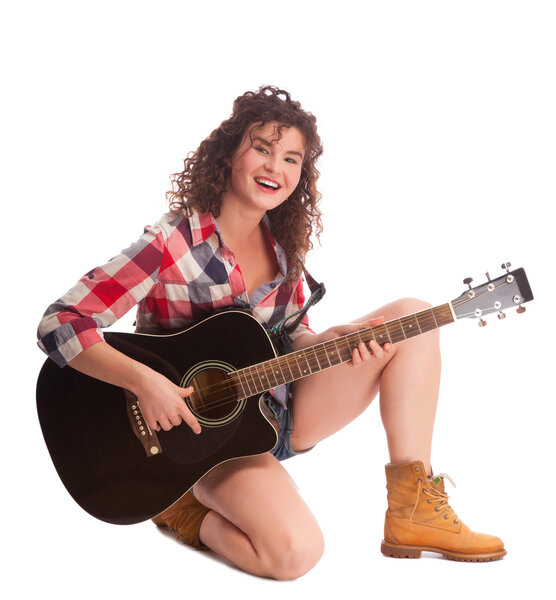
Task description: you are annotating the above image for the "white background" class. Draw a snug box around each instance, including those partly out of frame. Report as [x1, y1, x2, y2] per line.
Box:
[2, 1, 555, 598]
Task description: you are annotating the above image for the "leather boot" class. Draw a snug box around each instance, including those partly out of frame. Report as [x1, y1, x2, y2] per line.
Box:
[381, 461, 506, 562]
[152, 491, 210, 550]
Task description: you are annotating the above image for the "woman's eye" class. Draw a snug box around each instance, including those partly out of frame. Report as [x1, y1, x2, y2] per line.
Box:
[285, 157, 297, 164]
[255, 146, 268, 154]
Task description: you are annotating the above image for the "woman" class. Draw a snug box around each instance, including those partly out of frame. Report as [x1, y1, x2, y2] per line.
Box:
[37, 86, 505, 579]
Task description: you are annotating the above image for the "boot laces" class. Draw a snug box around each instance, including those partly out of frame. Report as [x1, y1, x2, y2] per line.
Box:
[425, 473, 458, 522]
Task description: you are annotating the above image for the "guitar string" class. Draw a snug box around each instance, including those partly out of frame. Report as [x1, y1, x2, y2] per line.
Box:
[185, 282, 514, 416]
[184, 307, 449, 402]
[185, 306, 455, 416]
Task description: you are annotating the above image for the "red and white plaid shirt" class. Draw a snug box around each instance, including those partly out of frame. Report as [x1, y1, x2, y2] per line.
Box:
[38, 208, 311, 370]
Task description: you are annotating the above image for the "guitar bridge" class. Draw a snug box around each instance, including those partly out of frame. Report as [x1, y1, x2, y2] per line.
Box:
[124, 389, 162, 458]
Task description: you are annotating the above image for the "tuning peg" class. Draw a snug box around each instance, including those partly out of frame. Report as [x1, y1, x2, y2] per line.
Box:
[463, 277, 474, 289]
[497, 311, 506, 320]
[516, 305, 526, 314]
[478, 319, 487, 327]
[485, 272, 491, 281]
[501, 262, 512, 273]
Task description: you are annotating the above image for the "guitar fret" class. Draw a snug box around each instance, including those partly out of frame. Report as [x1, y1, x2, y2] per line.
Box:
[413, 315, 423, 333]
[291, 352, 304, 379]
[247, 366, 261, 394]
[272, 361, 286, 387]
[312, 346, 322, 370]
[319, 343, 332, 368]
[264, 361, 279, 388]
[332, 339, 342, 363]
[236, 374, 248, 399]
[386, 320, 405, 344]
[399, 315, 420, 339]
[281, 355, 296, 381]
[309, 346, 322, 372]
[338, 339, 353, 362]
[434, 305, 455, 327]
[258, 364, 272, 390]
[298, 351, 312, 376]
[374, 325, 390, 345]
[416, 310, 436, 333]
[253, 366, 265, 391]
[242, 368, 254, 396]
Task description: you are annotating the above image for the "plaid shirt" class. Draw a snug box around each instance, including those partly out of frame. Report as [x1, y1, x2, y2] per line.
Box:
[37, 208, 311, 372]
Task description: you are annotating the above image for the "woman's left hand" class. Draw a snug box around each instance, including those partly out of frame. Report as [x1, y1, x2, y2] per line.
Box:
[314, 317, 394, 367]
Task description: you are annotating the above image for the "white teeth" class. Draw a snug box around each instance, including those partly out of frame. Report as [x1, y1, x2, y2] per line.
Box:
[255, 177, 279, 189]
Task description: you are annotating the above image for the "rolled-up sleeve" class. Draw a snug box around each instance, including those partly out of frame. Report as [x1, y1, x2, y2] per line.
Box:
[37, 224, 166, 367]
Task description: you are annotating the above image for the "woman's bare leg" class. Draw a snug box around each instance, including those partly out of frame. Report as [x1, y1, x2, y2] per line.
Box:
[192, 453, 324, 580]
[189, 297, 439, 579]
[291, 298, 441, 475]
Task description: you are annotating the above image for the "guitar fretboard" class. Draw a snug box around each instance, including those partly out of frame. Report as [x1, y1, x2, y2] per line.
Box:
[231, 304, 454, 399]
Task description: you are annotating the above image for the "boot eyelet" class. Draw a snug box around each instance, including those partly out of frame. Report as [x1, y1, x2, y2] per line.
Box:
[417, 477, 423, 483]
[422, 488, 428, 493]
[443, 515, 449, 520]
[427, 499, 432, 504]
[434, 507, 440, 512]
[414, 466, 420, 472]
[454, 520, 459, 524]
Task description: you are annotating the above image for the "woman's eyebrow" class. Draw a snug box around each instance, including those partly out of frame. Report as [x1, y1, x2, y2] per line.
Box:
[253, 137, 304, 158]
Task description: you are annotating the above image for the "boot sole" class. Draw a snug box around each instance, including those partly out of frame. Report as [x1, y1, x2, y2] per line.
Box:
[381, 540, 507, 562]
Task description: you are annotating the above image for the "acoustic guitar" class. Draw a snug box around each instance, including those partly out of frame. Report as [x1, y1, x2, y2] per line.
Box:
[36, 264, 533, 525]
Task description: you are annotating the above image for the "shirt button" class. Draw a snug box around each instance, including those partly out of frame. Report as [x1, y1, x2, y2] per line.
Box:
[270, 282, 276, 289]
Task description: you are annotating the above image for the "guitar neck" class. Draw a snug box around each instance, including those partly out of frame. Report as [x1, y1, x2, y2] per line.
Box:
[232, 303, 455, 399]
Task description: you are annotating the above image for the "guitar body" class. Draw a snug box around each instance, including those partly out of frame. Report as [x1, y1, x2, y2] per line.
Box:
[36, 311, 279, 525]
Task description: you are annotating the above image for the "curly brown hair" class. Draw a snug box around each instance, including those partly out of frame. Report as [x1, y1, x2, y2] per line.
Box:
[167, 85, 323, 280]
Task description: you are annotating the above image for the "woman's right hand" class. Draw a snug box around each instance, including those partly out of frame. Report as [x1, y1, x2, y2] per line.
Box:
[68, 341, 201, 435]
[134, 368, 201, 434]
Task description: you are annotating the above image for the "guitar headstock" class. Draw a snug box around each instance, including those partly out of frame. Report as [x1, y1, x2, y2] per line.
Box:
[451, 263, 533, 325]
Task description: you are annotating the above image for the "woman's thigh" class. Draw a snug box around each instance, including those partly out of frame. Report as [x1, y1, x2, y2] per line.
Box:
[290, 298, 431, 452]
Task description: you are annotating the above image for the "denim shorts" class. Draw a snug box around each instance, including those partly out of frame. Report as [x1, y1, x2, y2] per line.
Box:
[263, 384, 314, 461]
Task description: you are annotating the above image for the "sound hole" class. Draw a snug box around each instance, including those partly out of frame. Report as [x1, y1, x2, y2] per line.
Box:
[182, 364, 244, 428]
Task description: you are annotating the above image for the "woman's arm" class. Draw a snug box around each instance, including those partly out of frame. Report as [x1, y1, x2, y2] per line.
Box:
[68, 340, 201, 434]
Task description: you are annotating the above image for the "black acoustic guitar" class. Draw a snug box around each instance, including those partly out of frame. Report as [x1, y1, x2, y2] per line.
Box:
[36, 264, 533, 525]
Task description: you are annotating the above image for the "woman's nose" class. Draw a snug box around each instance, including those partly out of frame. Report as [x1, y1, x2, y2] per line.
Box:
[264, 154, 279, 173]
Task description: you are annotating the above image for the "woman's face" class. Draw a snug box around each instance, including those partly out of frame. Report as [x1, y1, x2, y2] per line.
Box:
[225, 121, 305, 213]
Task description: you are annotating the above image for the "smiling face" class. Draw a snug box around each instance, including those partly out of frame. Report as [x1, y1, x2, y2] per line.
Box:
[224, 122, 306, 214]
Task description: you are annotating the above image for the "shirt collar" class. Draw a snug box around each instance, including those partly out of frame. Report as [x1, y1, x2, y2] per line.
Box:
[188, 207, 218, 247]
[188, 206, 288, 277]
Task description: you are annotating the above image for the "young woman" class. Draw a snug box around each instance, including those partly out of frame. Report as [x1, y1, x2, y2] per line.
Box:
[37, 86, 505, 580]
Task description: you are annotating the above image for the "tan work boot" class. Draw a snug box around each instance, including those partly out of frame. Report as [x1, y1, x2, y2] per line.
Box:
[381, 461, 506, 562]
[152, 491, 210, 550]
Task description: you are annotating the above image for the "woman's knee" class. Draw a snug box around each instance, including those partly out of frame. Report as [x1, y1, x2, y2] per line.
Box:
[391, 297, 432, 317]
[262, 524, 325, 580]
